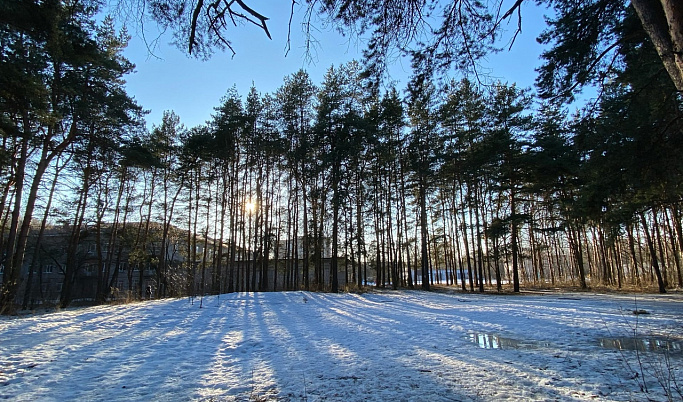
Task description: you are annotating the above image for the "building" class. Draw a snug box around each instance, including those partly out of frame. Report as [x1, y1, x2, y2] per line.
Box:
[1, 223, 355, 309]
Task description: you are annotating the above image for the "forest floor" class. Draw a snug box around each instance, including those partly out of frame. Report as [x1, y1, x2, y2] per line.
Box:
[1, 289, 682, 401]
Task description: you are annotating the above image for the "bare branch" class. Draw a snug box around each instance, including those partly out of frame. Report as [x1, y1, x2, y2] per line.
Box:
[189, 0, 204, 54]
[501, 0, 524, 21]
[285, 0, 296, 57]
[187, 0, 271, 56]
[234, 0, 271, 39]
[508, 4, 522, 51]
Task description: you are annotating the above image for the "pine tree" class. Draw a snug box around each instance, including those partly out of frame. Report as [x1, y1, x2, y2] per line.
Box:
[0, 3, 141, 311]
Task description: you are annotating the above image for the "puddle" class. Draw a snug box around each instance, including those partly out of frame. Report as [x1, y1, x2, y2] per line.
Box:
[469, 333, 519, 349]
[599, 337, 683, 354]
[468, 333, 551, 350]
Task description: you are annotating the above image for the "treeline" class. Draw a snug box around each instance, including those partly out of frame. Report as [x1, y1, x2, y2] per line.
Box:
[2, 2, 683, 312]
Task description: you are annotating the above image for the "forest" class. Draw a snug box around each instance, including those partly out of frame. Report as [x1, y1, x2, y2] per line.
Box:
[1, 0, 683, 314]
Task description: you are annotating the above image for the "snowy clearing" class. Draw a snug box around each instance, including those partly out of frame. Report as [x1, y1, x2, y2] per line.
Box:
[1, 290, 682, 401]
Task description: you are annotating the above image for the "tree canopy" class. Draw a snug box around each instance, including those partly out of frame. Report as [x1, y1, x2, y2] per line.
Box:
[124, 0, 683, 94]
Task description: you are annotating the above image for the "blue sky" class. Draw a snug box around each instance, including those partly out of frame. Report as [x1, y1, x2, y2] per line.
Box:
[120, 2, 549, 130]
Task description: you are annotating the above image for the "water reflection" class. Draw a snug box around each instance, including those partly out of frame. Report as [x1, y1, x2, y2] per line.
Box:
[469, 333, 519, 349]
[468, 333, 553, 350]
[600, 337, 682, 354]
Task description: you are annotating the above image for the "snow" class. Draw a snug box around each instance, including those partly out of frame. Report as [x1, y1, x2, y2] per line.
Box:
[1, 290, 682, 401]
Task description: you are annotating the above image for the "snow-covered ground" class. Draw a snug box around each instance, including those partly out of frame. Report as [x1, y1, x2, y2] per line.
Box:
[1, 290, 682, 401]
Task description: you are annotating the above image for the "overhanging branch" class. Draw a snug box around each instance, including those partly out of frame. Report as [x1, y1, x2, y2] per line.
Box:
[188, 0, 272, 55]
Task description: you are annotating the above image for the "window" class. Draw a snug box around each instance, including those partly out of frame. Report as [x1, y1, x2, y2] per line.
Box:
[44, 265, 54, 274]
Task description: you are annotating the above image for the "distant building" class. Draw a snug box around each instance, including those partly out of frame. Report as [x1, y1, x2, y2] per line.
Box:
[1, 223, 353, 309]
[274, 236, 332, 259]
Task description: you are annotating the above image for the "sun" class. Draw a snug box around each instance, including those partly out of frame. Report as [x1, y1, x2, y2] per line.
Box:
[245, 200, 256, 213]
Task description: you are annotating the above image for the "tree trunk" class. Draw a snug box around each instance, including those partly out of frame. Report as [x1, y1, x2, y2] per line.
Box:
[510, 188, 520, 293]
[671, 205, 683, 287]
[626, 223, 640, 286]
[419, 176, 430, 291]
[631, 0, 683, 92]
[567, 224, 587, 289]
[639, 212, 667, 293]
